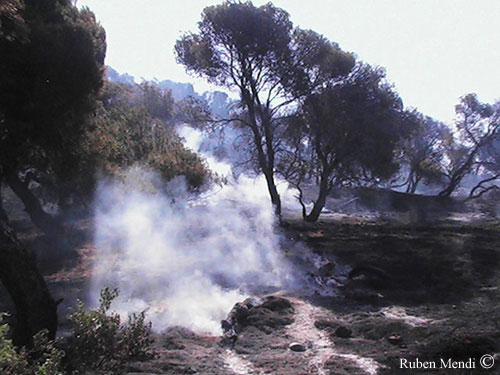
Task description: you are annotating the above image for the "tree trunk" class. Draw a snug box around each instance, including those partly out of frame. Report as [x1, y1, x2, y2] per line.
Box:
[242, 90, 282, 220]
[0, 176, 8, 223]
[0, 221, 58, 347]
[305, 169, 330, 222]
[438, 147, 479, 197]
[3, 168, 64, 239]
[411, 175, 421, 194]
[438, 177, 460, 197]
[406, 174, 420, 194]
[263, 168, 282, 218]
[405, 171, 414, 193]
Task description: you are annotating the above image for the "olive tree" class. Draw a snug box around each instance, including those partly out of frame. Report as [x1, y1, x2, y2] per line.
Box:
[281, 64, 407, 222]
[439, 94, 499, 197]
[0, 0, 106, 236]
[0, 0, 105, 346]
[175, 1, 354, 217]
[395, 110, 449, 194]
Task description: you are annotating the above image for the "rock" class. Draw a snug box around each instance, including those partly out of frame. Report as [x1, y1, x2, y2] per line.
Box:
[221, 295, 294, 341]
[335, 326, 352, 338]
[222, 302, 250, 335]
[245, 307, 294, 331]
[221, 319, 232, 331]
[289, 342, 307, 352]
[387, 335, 403, 345]
[230, 302, 250, 323]
[314, 319, 337, 331]
[260, 295, 293, 311]
[242, 297, 262, 308]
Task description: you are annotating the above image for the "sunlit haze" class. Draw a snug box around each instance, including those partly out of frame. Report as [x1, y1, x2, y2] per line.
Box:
[78, 0, 500, 124]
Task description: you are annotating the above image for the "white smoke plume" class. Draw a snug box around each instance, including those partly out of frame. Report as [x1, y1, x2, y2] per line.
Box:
[90, 126, 301, 335]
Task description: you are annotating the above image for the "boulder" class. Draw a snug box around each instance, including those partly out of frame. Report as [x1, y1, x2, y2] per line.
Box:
[314, 319, 337, 331]
[289, 342, 307, 352]
[387, 334, 403, 345]
[221, 295, 295, 345]
[335, 326, 353, 338]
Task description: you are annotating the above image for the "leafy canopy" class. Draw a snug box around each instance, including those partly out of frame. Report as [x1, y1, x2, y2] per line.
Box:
[176, 1, 292, 88]
[301, 64, 405, 182]
[0, 0, 106, 174]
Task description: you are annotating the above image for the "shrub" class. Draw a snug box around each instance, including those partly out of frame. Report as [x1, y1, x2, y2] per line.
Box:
[79, 82, 211, 195]
[0, 314, 64, 375]
[66, 287, 154, 374]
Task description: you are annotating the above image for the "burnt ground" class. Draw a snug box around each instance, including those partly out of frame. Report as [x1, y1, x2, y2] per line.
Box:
[1, 186, 500, 374]
[281, 214, 500, 375]
[122, 213, 500, 375]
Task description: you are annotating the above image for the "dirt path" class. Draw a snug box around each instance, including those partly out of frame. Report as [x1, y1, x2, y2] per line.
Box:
[287, 297, 384, 375]
[286, 298, 336, 374]
[222, 349, 262, 375]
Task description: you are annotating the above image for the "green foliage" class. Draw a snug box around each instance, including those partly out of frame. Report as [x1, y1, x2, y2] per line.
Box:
[303, 63, 405, 182]
[1, 287, 154, 375]
[176, 1, 357, 216]
[439, 94, 500, 197]
[173, 96, 212, 127]
[66, 287, 154, 374]
[396, 110, 450, 192]
[0, 0, 106, 159]
[280, 63, 407, 221]
[137, 82, 174, 122]
[176, 1, 293, 86]
[285, 28, 355, 96]
[80, 81, 210, 192]
[0, 314, 64, 375]
[0, 0, 106, 211]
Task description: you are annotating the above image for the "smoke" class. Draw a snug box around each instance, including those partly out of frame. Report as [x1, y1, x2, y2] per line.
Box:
[90, 126, 301, 335]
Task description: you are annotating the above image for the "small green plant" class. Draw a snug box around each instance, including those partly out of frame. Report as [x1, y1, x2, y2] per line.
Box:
[0, 314, 64, 375]
[67, 287, 154, 374]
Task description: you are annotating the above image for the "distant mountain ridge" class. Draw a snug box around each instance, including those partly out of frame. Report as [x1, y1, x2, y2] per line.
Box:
[156, 79, 197, 101]
[106, 66, 135, 85]
[106, 66, 233, 118]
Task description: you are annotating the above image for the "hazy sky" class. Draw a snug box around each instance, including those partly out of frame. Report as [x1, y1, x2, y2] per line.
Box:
[78, 0, 500, 124]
